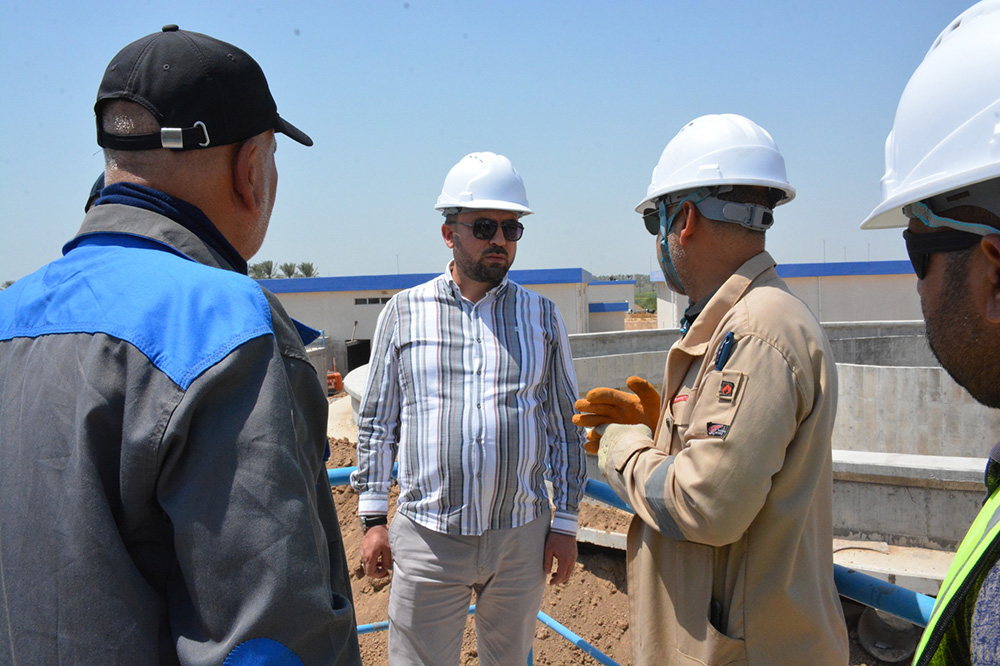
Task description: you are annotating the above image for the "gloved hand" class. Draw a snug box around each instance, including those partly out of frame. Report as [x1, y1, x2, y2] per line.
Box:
[597, 423, 653, 473]
[573, 376, 662, 454]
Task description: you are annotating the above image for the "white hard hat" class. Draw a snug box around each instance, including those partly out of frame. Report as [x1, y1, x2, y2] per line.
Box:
[861, 0, 1000, 230]
[435, 151, 533, 216]
[635, 113, 795, 214]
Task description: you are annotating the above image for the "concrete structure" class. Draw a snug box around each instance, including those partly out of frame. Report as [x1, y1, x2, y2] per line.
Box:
[655, 260, 921, 328]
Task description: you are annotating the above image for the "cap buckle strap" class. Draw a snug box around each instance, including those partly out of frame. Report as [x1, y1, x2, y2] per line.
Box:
[160, 121, 210, 150]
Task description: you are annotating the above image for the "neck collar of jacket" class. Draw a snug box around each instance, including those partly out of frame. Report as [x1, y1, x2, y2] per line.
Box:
[987, 441, 1000, 497]
[675, 251, 777, 353]
[81, 182, 247, 274]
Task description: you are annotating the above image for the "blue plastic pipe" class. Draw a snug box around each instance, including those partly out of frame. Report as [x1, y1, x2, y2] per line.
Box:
[583, 478, 935, 627]
[332, 470, 936, 632]
[535, 611, 622, 666]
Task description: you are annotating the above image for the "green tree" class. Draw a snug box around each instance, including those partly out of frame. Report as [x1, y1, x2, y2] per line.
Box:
[297, 262, 318, 278]
[249, 260, 277, 279]
[1, 280, 14, 291]
[279, 262, 299, 278]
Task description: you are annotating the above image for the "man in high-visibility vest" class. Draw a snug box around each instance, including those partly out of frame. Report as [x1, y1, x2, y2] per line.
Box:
[861, 2, 1000, 664]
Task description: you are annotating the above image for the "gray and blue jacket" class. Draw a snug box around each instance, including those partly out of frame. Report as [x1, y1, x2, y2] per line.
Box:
[0, 185, 361, 665]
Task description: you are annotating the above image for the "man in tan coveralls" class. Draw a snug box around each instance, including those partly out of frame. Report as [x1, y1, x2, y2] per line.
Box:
[576, 114, 849, 665]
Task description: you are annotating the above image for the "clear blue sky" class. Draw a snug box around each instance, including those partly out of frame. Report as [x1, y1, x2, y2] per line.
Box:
[0, 0, 972, 283]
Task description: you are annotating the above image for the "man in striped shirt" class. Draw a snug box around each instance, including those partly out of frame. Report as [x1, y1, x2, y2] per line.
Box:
[351, 152, 587, 666]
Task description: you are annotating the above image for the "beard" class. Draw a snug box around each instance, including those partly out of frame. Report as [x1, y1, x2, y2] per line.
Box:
[659, 233, 690, 296]
[923, 251, 1000, 408]
[453, 236, 512, 286]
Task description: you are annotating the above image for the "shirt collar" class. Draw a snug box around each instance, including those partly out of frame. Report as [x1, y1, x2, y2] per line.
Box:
[676, 251, 777, 351]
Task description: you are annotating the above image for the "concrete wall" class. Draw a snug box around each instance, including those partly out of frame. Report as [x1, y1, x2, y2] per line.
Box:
[834, 363, 1000, 458]
[787, 273, 921, 323]
[587, 311, 626, 333]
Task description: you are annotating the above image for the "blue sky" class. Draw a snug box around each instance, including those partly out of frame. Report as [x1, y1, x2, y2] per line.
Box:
[0, 1, 972, 283]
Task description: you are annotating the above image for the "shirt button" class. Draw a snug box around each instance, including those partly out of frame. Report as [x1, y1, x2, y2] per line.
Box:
[476, 369, 482, 375]
[476, 337, 482, 343]
[476, 403, 481, 409]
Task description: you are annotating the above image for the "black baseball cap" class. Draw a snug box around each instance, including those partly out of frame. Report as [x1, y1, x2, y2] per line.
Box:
[96, 25, 312, 151]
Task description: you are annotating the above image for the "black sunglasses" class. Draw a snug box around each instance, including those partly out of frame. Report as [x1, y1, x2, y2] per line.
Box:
[642, 208, 660, 236]
[902, 227, 982, 279]
[450, 218, 524, 241]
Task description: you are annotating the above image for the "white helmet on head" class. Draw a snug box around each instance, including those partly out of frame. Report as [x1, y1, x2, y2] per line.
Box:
[635, 113, 795, 219]
[435, 151, 533, 216]
[861, 0, 1000, 230]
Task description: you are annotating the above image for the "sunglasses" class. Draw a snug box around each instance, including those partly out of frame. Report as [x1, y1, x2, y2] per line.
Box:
[642, 208, 660, 236]
[450, 218, 524, 242]
[902, 227, 982, 279]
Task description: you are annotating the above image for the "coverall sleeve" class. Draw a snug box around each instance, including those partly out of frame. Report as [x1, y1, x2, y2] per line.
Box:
[544, 310, 588, 535]
[156, 334, 361, 665]
[605, 334, 802, 547]
[350, 299, 401, 516]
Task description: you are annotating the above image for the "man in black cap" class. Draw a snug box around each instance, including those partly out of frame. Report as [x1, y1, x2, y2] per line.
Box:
[0, 26, 362, 665]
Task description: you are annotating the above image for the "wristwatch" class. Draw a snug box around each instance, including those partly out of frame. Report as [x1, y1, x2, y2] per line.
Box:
[360, 515, 388, 533]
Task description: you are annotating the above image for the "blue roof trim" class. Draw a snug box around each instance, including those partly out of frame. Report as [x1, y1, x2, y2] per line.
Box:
[258, 267, 595, 293]
[650, 260, 913, 282]
[589, 302, 629, 313]
[776, 260, 913, 278]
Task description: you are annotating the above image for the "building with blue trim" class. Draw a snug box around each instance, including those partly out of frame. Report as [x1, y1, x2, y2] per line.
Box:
[652, 260, 920, 329]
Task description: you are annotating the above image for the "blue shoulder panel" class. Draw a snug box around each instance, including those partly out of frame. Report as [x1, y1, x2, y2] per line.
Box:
[0, 234, 274, 390]
[223, 638, 304, 666]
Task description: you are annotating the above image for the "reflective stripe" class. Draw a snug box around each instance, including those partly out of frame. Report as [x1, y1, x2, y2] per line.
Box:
[913, 486, 1000, 665]
[644, 456, 686, 540]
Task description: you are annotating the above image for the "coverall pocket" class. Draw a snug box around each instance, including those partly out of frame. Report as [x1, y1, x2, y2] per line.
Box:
[673, 541, 748, 665]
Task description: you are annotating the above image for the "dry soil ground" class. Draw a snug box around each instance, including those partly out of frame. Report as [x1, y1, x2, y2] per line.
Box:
[327, 435, 899, 665]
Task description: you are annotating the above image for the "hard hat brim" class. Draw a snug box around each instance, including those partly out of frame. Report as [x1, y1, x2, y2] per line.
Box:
[435, 200, 533, 215]
[861, 165, 1000, 230]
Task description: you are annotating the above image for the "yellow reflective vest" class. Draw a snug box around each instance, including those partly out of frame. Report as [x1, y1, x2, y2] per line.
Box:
[913, 473, 1000, 665]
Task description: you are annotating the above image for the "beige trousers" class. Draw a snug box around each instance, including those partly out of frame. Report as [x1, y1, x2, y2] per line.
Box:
[386, 511, 550, 666]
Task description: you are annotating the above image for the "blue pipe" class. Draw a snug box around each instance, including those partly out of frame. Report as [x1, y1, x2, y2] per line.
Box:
[536, 611, 622, 666]
[331, 470, 936, 631]
[327, 463, 396, 488]
[834, 565, 935, 627]
[583, 478, 935, 627]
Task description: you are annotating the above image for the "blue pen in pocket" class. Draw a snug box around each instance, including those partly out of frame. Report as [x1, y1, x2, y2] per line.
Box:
[714, 332, 736, 371]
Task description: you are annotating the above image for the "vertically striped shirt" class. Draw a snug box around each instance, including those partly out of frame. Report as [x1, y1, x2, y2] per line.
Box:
[351, 266, 587, 536]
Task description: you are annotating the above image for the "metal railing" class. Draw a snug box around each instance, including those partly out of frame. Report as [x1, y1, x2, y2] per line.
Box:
[329, 467, 937, 664]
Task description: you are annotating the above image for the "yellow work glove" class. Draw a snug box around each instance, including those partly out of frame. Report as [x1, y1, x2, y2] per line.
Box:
[573, 376, 661, 454]
[596, 423, 653, 473]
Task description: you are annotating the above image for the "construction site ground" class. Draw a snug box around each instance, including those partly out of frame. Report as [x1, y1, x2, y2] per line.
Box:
[327, 395, 910, 665]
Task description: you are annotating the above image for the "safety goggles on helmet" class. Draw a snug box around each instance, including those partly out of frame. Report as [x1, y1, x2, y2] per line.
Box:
[449, 218, 524, 241]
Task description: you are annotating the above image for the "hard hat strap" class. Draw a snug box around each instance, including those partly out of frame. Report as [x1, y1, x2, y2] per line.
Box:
[657, 189, 709, 295]
[694, 194, 774, 231]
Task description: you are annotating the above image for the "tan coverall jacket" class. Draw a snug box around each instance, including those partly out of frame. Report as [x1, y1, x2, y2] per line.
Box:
[604, 252, 849, 665]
